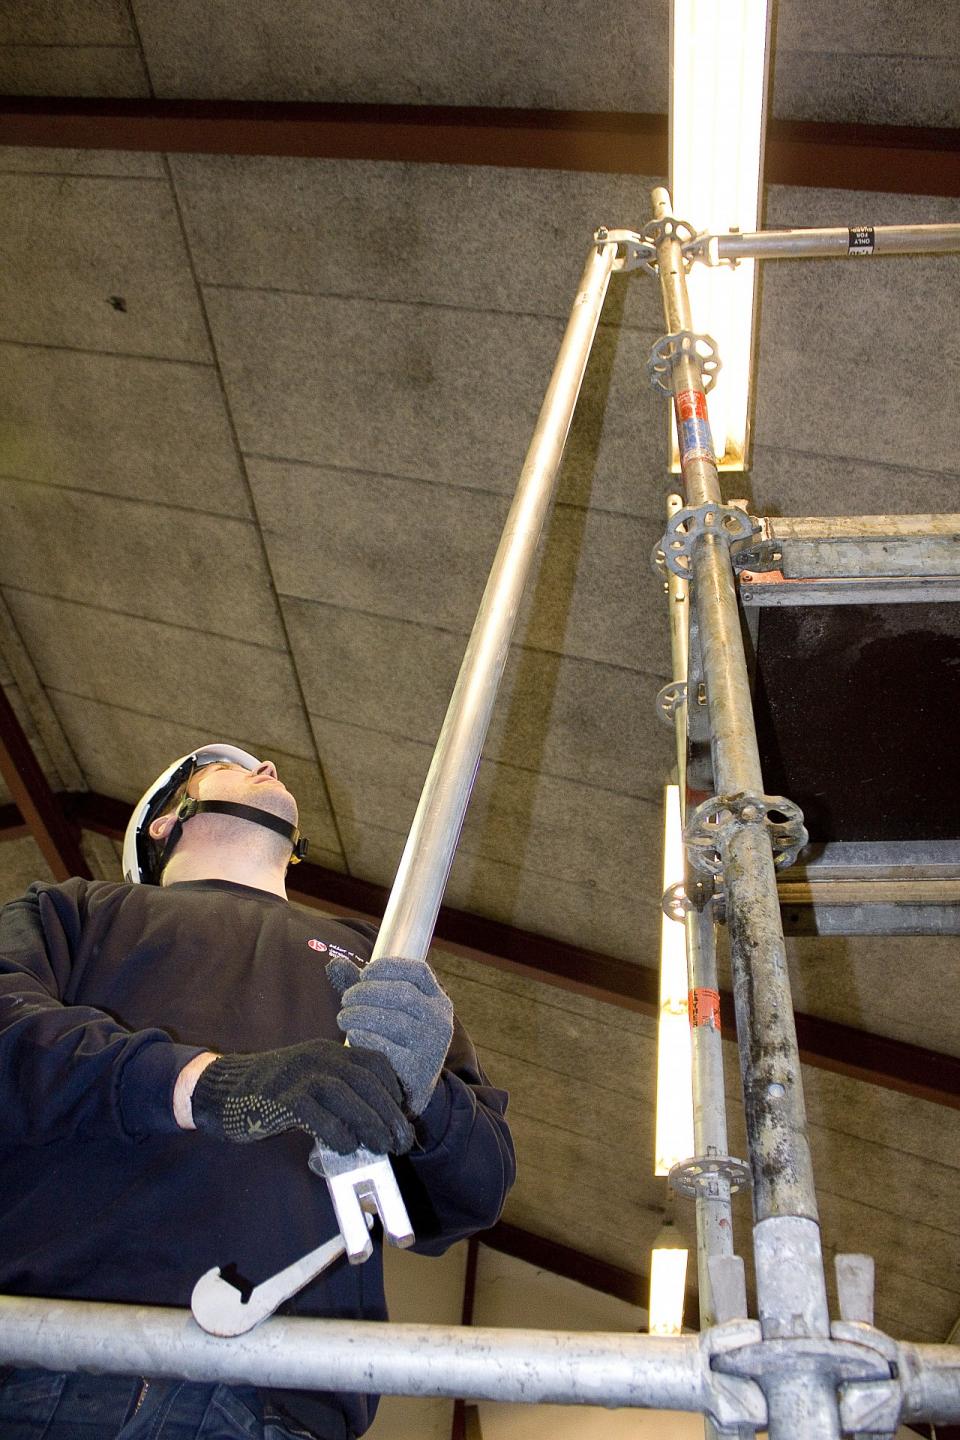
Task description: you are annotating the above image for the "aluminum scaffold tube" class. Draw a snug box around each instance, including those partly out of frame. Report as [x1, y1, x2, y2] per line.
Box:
[373, 236, 617, 964]
[691, 222, 960, 265]
[0, 1296, 708, 1412]
[662, 494, 738, 1329]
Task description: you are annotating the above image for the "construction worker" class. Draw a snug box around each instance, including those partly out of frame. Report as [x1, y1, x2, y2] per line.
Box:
[0, 744, 516, 1440]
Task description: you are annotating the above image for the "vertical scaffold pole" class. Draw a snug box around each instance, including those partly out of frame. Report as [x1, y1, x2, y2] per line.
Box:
[650, 188, 836, 1439]
[663, 496, 738, 1325]
[664, 496, 738, 1440]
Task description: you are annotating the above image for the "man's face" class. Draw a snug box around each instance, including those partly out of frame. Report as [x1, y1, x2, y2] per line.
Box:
[188, 760, 299, 827]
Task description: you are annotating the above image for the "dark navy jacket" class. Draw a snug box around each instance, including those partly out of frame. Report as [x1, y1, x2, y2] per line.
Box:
[0, 877, 516, 1438]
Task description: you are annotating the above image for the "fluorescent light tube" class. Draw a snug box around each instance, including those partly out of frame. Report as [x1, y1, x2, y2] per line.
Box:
[649, 1224, 689, 1336]
[669, 0, 772, 470]
[655, 785, 694, 1176]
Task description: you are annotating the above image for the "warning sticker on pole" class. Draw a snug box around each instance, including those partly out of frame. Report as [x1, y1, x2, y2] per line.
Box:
[848, 226, 875, 255]
[688, 988, 721, 1032]
[677, 417, 716, 467]
[674, 389, 709, 423]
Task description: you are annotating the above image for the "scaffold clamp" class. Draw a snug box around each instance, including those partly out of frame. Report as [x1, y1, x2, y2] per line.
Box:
[593, 226, 658, 273]
[685, 793, 809, 876]
[657, 503, 759, 577]
[699, 1320, 768, 1430]
[647, 329, 721, 395]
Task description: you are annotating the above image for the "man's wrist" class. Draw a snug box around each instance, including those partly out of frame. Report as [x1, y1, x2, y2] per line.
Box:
[173, 1051, 219, 1130]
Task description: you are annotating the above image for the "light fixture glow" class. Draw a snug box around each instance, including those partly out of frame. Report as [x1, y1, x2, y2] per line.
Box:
[655, 784, 694, 1176]
[649, 1225, 689, 1336]
[669, 0, 772, 470]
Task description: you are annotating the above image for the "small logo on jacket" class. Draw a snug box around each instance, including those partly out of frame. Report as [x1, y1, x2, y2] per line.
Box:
[307, 939, 365, 966]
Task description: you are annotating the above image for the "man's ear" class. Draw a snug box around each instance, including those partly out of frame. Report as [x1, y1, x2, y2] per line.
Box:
[148, 813, 177, 842]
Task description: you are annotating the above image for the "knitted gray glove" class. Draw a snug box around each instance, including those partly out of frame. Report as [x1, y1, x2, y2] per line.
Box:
[326, 956, 455, 1117]
[191, 1038, 415, 1155]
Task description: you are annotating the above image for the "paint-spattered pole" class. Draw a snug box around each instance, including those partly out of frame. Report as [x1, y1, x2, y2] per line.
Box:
[650, 185, 835, 1440]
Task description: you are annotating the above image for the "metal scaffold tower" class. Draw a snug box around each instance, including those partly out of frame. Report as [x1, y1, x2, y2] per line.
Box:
[2, 188, 960, 1440]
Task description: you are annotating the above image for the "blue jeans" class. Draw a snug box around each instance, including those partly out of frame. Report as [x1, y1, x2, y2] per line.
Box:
[0, 1371, 319, 1439]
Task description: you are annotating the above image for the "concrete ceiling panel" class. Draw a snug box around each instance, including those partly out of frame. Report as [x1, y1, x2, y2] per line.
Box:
[4, 589, 316, 762]
[773, 0, 960, 126]
[0, 835, 54, 904]
[0, 174, 209, 358]
[252, 458, 508, 630]
[746, 447, 960, 519]
[0, 1, 134, 45]
[501, 1111, 666, 1258]
[799, 1065, 958, 1171]
[789, 934, 960, 1059]
[717, 930, 960, 1061]
[132, 0, 669, 110]
[0, 45, 147, 97]
[170, 155, 665, 330]
[205, 289, 668, 520]
[0, 484, 286, 647]
[815, 1189, 960, 1335]
[514, 503, 669, 672]
[282, 598, 670, 797]
[751, 189, 960, 508]
[776, 0, 960, 59]
[772, 51, 960, 128]
[339, 814, 659, 963]
[42, 689, 344, 864]
[0, 148, 162, 179]
[434, 964, 658, 1110]
[0, 346, 250, 515]
[311, 716, 661, 897]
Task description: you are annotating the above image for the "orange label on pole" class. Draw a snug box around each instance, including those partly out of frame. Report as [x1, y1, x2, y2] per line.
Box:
[688, 988, 721, 1031]
[675, 389, 709, 422]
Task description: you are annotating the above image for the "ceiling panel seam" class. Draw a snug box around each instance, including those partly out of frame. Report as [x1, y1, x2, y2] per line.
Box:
[40, 687, 317, 765]
[2, 593, 292, 655]
[0, 337, 215, 366]
[283, 594, 669, 680]
[305, 710, 664, 806]
[0, 43, 137, 51]
[0, 472, 261, 524]
[158, 151, 351, 871]
[0, 169, 165, 183]
[122, 0, 155, 104]
[752, 441, 959, 482]
[248, 451, 668, 526]
[200, 279, 664, 335]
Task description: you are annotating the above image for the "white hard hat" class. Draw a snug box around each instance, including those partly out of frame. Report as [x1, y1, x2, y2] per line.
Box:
[123, 743, 288, 884]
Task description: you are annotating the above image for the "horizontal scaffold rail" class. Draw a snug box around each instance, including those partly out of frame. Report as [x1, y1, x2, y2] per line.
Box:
[1, 1295, 959, 1430]
[687, 223, 960, 264]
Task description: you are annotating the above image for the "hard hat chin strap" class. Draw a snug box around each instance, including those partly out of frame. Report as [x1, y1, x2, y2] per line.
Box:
[161, 797, 309, 872]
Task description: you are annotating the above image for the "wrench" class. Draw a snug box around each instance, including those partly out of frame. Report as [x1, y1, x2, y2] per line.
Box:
[191, 1213, 373, 1337]
[309, 1141, 415, 1263]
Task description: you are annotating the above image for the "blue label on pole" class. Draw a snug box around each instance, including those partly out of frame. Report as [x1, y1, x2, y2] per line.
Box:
[678, 417, 715, 465]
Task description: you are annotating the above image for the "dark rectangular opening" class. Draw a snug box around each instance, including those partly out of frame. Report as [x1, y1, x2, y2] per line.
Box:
[752, 602, 960, 843]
